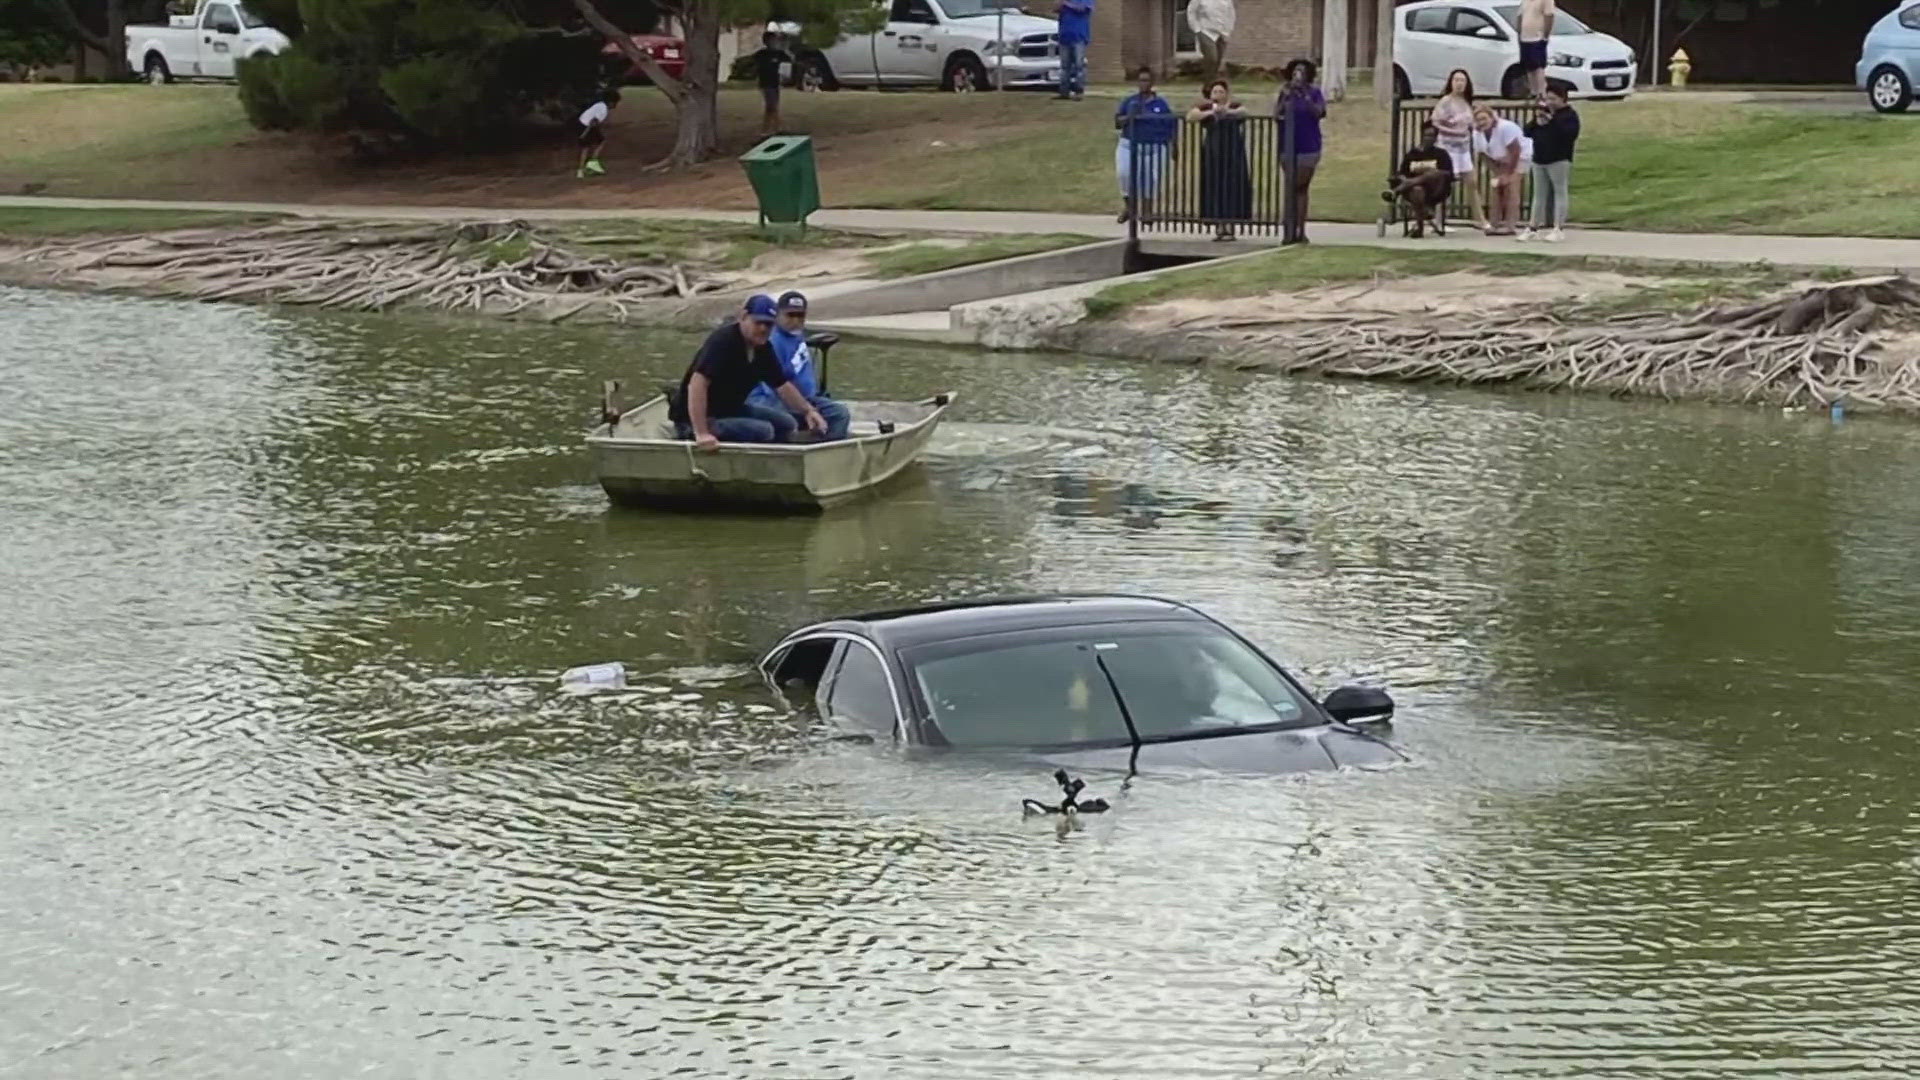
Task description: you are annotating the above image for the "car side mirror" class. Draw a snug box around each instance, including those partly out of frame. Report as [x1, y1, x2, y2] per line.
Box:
[1475, 25, 1500, 39]
[1323, 684, 1394, 726]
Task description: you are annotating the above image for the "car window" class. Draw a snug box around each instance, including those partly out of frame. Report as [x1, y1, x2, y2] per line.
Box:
[1903, 4, 1920, 30]
[906, 624, 1317, 749]
[890, 0, 939, 23]
[1406, 7, 1451, 33]
[820, 645, 898, 738]
[912, 638, 1133, 747]
[767, 637, 839, 711]
[1451, 9, 1504, 38]
[205, 3, 239, 31]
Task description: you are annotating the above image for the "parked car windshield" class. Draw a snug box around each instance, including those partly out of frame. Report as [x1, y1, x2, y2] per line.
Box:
[905, 623, 1317, 748]
[1492, 5, 1593, 34]
[236, 3, 269, 26]
[940, 0, 1028, 17]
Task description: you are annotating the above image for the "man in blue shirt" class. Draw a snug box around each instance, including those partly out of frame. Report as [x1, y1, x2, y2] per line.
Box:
[1114, 66, 1176, 223]
[1054, 0, 1093, 101]
[749, 291, 852, 441]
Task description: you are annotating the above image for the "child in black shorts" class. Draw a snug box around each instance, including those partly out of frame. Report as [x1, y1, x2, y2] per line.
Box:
[576, 88, 620, 179]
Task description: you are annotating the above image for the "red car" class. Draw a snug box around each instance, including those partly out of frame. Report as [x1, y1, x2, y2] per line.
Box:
[602, 34, 686, 84]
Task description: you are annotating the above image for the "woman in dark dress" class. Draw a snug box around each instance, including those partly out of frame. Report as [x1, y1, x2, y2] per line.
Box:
[1188, 79, 1252, 241]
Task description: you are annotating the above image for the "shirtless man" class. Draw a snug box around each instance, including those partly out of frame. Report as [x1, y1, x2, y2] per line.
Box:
[1518, 0, 1555, 101]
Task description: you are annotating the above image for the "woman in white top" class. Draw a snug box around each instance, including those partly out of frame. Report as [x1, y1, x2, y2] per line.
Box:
[1429, 70, 1481, 229]
[1472, 104, 1529, 235]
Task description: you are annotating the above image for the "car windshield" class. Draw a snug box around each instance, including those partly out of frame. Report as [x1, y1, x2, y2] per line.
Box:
[906, 624, 1317, 748]
[1492, 4, 1592, 34]
[940, 0, 1027, 17]
[235, 3, 268, 27]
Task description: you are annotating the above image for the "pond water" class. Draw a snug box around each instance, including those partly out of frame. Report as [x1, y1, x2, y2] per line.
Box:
[3, 286, 1919, 1078]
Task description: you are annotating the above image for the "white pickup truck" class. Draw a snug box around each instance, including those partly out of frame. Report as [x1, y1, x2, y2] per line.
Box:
[788, 0, 1062, 92]
[127, 1, 289, 84]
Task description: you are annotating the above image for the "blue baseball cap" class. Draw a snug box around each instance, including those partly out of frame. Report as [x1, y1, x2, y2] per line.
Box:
[743, 294, 779, 323]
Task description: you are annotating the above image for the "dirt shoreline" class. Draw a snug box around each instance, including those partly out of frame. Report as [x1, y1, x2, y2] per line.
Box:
[1046, 272, 1920, 416]
[11, 223, 1920, 418]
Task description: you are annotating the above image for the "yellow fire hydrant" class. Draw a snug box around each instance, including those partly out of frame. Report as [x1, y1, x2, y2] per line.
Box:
[1668, 48, 1692, 88]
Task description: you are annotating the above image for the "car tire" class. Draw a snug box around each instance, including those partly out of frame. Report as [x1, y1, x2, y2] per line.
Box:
[144, 54, 171, 85]
[1501, 66, 1528, 100]
[798, 51, 838, 92]
[1392, 65, 1410, 100]
[943, 54, 988, 93]
[1870, 65, 1912, 113]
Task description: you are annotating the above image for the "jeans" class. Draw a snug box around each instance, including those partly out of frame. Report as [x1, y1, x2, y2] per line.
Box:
[741, 395, 852, 440]
[1116, 139, 1168, 202]
[674, 402, 797, 444]
[1058, 41, 1087, 95]
[800, 396, 852, 441]
[1530, 160, 1571, 229]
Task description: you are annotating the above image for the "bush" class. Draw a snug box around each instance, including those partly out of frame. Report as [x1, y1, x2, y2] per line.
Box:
[381, 54, 496, 142]
[237, 0, 602, 153]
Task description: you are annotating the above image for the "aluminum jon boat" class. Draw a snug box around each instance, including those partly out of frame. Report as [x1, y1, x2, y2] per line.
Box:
[588, 389, 956, 512]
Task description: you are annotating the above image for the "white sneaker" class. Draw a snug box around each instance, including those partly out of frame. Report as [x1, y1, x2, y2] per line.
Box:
[1544, 228, 1565, 243]
[1516, 229, 1536, 242]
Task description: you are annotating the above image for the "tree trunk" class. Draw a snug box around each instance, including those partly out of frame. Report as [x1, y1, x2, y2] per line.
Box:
[106, 0, 127, 80]
[1322, 0, 1349, 102]
[572, 0, 685, 101]
[668, 1, 722, 167]
[1372, 0, 1395, 107]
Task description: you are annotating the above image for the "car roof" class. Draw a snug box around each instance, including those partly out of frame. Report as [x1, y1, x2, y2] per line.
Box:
[788, 593, 1220, 651]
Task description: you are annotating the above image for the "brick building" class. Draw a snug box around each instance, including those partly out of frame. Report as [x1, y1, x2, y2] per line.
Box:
[1088, 0, 1377, 82]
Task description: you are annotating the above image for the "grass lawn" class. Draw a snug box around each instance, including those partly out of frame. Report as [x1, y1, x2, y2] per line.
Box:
[1083, 245, 1818, 318]
[861, 232, 1098, 278]
[0, 205, 284, 237]
[7, 83, 1920, 238]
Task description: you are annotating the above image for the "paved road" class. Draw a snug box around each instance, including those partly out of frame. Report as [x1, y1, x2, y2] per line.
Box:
[4, 194, 1918, 272]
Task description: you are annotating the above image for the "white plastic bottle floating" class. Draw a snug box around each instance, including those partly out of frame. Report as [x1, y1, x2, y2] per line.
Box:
[560, 661, 627, 689]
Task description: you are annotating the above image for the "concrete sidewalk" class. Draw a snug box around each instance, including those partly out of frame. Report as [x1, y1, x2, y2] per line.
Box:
[4, 194, 1920, 272]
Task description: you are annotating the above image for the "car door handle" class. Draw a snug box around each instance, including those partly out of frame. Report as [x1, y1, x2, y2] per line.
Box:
[883, 30, 897, 36]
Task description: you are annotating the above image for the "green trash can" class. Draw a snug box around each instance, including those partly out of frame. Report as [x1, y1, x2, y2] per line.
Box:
[739, 135, 821, 230]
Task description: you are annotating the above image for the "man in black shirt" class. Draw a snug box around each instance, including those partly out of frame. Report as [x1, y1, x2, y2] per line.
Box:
[670, 294, 827, 450]
[752, 32, 791, 137]
[1384, 122, 1455, 238]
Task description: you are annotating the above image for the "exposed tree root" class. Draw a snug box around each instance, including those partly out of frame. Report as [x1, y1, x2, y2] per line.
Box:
[1155, 277, 1920, 412]
[16, 220, 723, 320]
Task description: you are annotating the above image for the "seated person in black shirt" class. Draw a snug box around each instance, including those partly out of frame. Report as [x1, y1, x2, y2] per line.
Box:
[1384, 123, 1456, 238]
[670, 294, 828, 450]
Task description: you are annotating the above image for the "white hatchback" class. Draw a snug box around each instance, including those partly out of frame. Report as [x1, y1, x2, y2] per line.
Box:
[1392, 0, 1637, 100]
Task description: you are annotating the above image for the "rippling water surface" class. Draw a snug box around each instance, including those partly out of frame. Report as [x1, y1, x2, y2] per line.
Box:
[4, 286, 1920, 1078]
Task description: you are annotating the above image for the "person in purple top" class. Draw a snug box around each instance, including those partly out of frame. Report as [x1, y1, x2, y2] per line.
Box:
[1273, 58, 1327, 242]
[1054, 0, 1092, 101]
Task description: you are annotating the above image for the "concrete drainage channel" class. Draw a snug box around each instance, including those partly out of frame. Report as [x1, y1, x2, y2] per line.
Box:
[808, 238, 1266, 350]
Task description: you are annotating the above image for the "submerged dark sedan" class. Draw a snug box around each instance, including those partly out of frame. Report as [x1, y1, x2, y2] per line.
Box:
[758, 595, 1406, 773]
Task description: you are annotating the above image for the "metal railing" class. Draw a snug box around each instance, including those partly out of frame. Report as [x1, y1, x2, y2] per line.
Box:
[1125, 114, 1305, 245]
[1385, 99, 1537, 226]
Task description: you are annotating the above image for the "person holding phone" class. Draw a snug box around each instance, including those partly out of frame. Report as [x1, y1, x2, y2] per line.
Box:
[1274, 59, 1326, 242]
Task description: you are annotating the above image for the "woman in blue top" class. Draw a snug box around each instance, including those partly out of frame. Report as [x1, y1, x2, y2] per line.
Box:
[1273, 58, 1327, 242]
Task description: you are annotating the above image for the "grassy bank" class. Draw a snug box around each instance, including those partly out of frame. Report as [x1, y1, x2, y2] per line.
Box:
[1085, 246, 1828, 318]
[0, 206, 285, 237]
[6, 83, 1919, 237]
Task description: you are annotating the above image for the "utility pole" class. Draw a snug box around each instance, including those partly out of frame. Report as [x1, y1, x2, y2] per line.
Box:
[1322, 0, 1349, 101]
[1373, 0, 1395, 106]
[1651, 0, 1662, 86]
